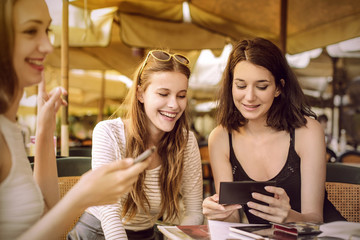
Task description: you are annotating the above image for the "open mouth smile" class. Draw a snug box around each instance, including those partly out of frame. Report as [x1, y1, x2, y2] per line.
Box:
[27, 59, 44, 66]
[159, 111, 177, 119]
[243, 104, 260, 108]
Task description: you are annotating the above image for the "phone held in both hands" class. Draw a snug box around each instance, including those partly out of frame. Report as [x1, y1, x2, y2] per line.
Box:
[133, 146, 156, 164]
[219, 180, 276, 205]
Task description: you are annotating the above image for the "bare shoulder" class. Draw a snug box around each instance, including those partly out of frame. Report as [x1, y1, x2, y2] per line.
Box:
[208, 125, 228, 147]
[295, 116, 325, 158]
[208, 125, 230, 159]
[297, 116, 323, 138]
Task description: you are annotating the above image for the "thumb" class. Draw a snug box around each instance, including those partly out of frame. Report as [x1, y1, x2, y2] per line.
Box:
[212, 194, 219, 201]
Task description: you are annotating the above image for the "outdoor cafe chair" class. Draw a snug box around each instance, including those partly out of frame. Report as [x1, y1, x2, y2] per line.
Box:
[325, 163, 360, 222]
[199, 143, 215, 198]
[337, 150, 360, 164]
[56, 157, 92, 239]
[326, 147, 337, 163]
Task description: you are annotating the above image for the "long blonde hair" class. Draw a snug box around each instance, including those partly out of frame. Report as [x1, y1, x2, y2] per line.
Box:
[120, 51, 191, 223]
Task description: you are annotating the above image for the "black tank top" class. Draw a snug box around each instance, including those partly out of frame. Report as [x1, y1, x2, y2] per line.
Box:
[228, 131, 345, 223]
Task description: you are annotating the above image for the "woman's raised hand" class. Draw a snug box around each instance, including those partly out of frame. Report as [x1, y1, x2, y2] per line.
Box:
[68, 158, 151, 208]
[202, 194, 242, 221]
[246, 186, 291, 223]
[36, 76, 67, 133]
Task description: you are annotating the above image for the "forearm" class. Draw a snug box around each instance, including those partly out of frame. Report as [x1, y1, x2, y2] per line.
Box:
[286, 209, 323, 223]
[33, 126, 59, 210]
[17, 189, 85, 240]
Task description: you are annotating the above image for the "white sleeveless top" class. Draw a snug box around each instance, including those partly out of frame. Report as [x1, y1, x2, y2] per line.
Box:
[0, 115, 44, 239]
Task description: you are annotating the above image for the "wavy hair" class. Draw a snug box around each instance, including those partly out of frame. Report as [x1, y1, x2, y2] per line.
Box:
[0, 0, 18, 114]
[217, 38, 316, 133]
[119, 50, 191, 223]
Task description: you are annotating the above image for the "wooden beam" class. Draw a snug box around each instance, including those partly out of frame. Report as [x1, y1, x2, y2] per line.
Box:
[280, 0, 288, 54]
[61, 0, 69, 156]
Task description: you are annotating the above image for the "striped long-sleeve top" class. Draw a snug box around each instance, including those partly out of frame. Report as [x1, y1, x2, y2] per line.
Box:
[86, 118, 203, 239]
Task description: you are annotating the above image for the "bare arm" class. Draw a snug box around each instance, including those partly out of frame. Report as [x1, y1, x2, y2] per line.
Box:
[33, 79, 67, 211]
[18, 157, 151, 240]
[202, 126, 241, 222]
[293, 117, 325, 222]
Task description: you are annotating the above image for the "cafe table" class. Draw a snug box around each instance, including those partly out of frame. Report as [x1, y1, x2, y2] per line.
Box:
[158, 220, 360, 240]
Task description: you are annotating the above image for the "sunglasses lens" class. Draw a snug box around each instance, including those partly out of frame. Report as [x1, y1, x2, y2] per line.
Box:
[174, 54, 190, 65]
[151, 50, 171, 61]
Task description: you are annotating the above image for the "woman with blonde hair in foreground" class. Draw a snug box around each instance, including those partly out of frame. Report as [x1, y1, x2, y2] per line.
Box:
[0, 0, 150, 239]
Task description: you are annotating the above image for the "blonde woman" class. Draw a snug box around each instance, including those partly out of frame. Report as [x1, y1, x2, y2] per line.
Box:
[0, 0, 150, 239]
[69, 50, 204, 240]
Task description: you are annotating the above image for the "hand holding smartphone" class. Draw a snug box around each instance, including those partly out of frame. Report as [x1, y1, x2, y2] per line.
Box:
[133, 146, 156, 164]
[219, 181, 276, 205]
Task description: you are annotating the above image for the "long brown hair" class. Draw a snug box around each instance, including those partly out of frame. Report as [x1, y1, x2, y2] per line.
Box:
[217, 38, 316, 133]
[120, 50, 191, 223]
[0, 0, 18, 114]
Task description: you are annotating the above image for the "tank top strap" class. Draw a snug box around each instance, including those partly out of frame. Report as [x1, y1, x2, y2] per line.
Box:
[228, 132, 236, 165]
[289, 128, 295, 146]
[228, 132, 233, 154]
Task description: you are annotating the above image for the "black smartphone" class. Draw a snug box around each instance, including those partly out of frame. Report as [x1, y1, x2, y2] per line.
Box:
[219, 181, 276, 205]
[133, 146, 156, 164]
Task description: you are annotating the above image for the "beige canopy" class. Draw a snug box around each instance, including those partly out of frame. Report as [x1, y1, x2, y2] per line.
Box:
[69, 0, 360, 54]
[32, 0, 360, 112]
[19, 0, 360, 154]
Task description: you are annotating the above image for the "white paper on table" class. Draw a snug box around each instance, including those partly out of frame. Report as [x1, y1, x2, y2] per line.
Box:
[208, 220, 270, 240]
[318, 221, 360, 239]
[157, 226, 193, 240]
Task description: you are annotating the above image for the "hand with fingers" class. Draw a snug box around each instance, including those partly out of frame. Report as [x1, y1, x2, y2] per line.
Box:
[68, 157, 151, 208]
[247, 186, 291, 223]
[36, 76, 67, 134]
[202, 194, 242, 221]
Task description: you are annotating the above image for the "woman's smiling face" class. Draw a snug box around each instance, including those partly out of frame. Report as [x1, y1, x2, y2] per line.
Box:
[12, 0, 53, 89]
[137, 71, 188, 134]
[232, 61, 280, 122]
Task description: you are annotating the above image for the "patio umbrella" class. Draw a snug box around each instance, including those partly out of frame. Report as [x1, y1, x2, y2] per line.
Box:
[69, 0, 360, 54]
[42, 0, 360, 155]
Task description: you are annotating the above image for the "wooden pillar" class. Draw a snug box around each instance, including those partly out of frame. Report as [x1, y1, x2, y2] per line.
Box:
[61, 0, 69, 156]
[280, 0, 288, 54]
[97, 71, 106, 123]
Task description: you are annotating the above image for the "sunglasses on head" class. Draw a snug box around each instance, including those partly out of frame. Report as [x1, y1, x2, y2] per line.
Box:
[137, 50, 190, 81]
